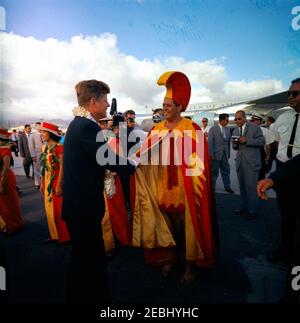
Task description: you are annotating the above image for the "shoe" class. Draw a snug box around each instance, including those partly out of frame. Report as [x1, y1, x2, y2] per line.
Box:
[241, 212, 257, 220]
[234, 209, 248, 214]
[225, 188, 234, 194]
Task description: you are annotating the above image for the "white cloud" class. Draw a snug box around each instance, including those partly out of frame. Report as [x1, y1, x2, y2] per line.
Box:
[0, 32, 285, 124]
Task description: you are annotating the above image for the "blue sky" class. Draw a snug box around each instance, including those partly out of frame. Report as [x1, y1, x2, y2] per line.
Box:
[1, 0, 300, 122]
[2, 0, 299, 84]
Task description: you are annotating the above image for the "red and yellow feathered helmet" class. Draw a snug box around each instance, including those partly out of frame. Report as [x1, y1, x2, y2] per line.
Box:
[157, 71, 191, 111]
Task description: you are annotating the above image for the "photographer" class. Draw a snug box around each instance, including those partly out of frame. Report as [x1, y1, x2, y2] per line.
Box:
[232, 110, 265, 220]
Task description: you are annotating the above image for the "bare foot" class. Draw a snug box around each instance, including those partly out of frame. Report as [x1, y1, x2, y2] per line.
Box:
[180, 263, 196, 285]
[161, 264, 173, 277]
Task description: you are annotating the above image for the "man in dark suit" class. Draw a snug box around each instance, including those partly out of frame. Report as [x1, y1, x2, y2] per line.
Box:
[257, 154, 300, 302]
[62, 80, 136, 303]
[18, 124, 33, 178]
[259, 78, 300, 264]
[232, 110, 265, 219]
[208, 113, 234, 193]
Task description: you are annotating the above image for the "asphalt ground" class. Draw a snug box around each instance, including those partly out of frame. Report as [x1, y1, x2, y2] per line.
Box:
[0, 172, 294, 305]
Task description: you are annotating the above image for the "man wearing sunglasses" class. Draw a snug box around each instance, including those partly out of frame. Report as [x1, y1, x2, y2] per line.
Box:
[258, 78, 300, 264]
[232, 110, 265, 220]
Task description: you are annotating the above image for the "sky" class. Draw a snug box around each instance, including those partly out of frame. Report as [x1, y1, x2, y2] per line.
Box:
[0, 0, 300, 124]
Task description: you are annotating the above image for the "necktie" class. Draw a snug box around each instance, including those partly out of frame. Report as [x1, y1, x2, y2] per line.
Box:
[287, 113, 299, 158]
[239, 127, 243, 137]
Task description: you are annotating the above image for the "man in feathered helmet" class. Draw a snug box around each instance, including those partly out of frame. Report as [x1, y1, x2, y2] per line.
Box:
[128, 71, 219, 284]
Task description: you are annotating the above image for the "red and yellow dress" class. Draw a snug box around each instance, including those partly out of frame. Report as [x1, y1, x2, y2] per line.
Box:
[132, 118, 219, 267]
[41, 143, 70, 243]
[0, 146, 24, 233]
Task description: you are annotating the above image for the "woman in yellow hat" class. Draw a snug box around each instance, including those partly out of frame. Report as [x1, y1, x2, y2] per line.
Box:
[0, 128, 24, 233]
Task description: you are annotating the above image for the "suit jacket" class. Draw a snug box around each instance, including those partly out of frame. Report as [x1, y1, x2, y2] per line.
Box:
[208, 125, 231, 161]
[232, 122, 265, 171]
[269, 154, 300, 188]
[61, 117, 135, 221]
[28, 131, 43, 158]
[18, 133, 31, 159]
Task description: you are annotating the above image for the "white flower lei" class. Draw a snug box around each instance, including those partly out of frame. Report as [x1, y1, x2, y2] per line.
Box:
[72, 106, 91, 118]
[104, 170, 116, 198]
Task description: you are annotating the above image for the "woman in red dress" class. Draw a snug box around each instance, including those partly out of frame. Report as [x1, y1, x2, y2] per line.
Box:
[0, 128, 24, 233]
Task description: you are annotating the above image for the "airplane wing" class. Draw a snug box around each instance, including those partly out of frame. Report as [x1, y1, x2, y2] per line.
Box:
[242, 90, 289, 116]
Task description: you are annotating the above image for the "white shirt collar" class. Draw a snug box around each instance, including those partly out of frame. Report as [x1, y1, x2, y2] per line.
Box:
[87, 114, 98, 124]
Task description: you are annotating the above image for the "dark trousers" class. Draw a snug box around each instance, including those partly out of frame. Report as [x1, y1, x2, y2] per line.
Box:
[275, 161, 299, 260]
[0, 236, 8, 304]
[65, 216, 110, 303]
[23, 157, 33, 178]
[259, 148, 267, 180]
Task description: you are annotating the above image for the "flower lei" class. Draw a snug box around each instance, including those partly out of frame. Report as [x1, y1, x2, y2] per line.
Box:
[40, 144, 60, 202]
[72, 106, 90, 118]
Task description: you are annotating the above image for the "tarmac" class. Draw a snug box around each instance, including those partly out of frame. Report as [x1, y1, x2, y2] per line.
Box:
[1, 153, 297, 304]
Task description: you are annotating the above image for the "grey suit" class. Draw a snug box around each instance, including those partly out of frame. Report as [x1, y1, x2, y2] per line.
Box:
[18, 133, 33, 178]
[29, 131, 43, 186]
[232, 122, 265, 215]
[208, 124, 232, 190]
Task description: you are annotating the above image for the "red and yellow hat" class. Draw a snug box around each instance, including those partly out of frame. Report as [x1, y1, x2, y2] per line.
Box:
[157, 71, 191, 111]
[0, 128, 10, 140]
[40, 122, 62, 137]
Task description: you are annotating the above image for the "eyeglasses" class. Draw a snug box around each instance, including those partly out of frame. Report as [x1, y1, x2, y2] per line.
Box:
[202, 120, 208, 123]
[288, 90, 300, 98]
[234, 118, 243, 121]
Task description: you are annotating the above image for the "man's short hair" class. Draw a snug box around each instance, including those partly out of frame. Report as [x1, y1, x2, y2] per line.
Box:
[124, 110, 135, 117]
[267, 116, 275, 123]
[24, 124, 31, 128]
[219, 113, 229, 121]
[291, 78, 300, 84]
[75, 79, 110, 107]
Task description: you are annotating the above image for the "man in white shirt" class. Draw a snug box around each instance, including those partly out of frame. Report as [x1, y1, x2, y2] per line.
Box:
[266, 78, 300, 263]
[29, 122, 43, 189]
[9, 129, 19, 157]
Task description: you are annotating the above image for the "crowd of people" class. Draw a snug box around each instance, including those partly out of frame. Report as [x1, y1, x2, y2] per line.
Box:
[0, 73, 299, 303]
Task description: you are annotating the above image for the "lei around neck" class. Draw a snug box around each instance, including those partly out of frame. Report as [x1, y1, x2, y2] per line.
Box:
[72, 106, 90, 118]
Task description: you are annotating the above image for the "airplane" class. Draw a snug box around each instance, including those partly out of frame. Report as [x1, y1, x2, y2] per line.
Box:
[135, 90, 291, 128]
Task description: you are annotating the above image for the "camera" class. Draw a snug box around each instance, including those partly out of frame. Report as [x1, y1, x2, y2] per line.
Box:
[108, 98, 125, 127]
[232, 135, 240, 150]
[110, 98, 117, 116]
